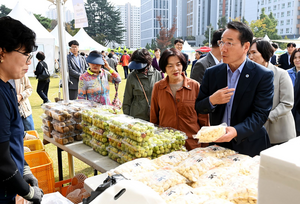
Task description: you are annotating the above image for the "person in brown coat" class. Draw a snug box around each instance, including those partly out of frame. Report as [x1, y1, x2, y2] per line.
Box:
[150, 48, 209, 150]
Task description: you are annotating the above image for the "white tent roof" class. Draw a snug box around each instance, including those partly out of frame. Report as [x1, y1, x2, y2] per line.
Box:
[262, 34, 270, 42]
[182, 41, 196, 53]
[50, 25, 75, 47]
[8, 2, 55, 77]
[73, 28, 107, 52]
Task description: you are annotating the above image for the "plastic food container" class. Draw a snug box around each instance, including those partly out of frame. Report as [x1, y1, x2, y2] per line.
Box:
[90, 126, 109, 143]
[49, 105, 73, 122]
[122, 137, 154, 158]
[42, 125, 52, 138]
[52, 119, 75, 134]
[93, 112, 114, 130]
[125, 118, 156, 142]
[106, 146, 126, 164]
[90, 138, 108, 156]
[108, 114, 134, 136]
[156, 127, 187, 151]
[107, 133, 123, 151]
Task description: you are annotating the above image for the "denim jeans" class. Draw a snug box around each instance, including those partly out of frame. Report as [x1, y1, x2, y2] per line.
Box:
[22, 114, 35, 131]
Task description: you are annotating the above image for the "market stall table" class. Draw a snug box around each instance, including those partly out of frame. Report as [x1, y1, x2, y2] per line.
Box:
[43, 135, 119, 180]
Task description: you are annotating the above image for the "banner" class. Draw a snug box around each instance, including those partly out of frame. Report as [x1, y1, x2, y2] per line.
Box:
[72, 0, 88, 28]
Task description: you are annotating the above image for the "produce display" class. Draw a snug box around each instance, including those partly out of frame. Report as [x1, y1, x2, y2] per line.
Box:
[105, 146, 260, 204]
[90, 138, 108, 156]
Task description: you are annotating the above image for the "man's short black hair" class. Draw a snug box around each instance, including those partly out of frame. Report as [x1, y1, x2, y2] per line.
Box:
[124, 50, 127, 53]
[271, 43, 278, 49]
[0, 16, 37, 53]
[174, 39, 184, 45]
[68, 40, 79, 47]
[196, 51, 203, 55]
[212, 28, 225, 48]
[226, 21, 253, 46]
[108, 53, 113, 58]
[287, 43, 296, 48]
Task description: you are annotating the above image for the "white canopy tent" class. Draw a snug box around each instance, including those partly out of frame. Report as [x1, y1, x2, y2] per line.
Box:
[50, 25, 75, 59]
[73, 28, 107, 53]
[182, 41, 196, 62]
[8, 2, 55, 77]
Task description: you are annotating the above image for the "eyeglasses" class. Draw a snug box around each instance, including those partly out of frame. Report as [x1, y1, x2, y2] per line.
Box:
[217, 40, 239, 48]
[14, 50, 33, 63]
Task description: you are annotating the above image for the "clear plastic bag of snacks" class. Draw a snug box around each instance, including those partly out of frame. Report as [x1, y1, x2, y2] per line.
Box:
[225, 175, 258, 204]
[221, 154, 251, 167]
[231, 156, 260, 176]
[203, 199, 235, 204]
[193, 123, 227, 143]
[193, 186, 230, 201]
[171, 193, 209, 204]
[191, 167, 239, 188]
[189, 145, 236, 159]
[175, 155, 223, 182]
[133, 170, 187, 194]
[160, 184, 193, 203]
[122, 137, 154, 158]
[110, 158, 159, 177]
[153, 151, 189, 168]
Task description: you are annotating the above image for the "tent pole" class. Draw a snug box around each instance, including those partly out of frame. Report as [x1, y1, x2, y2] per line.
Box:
[56, 0, 69, 101]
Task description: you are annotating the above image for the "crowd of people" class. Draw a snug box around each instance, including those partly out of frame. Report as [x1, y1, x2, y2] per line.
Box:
[2, 15, 300, 203]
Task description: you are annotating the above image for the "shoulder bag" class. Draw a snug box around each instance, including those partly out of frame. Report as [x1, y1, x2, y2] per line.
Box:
[38, 62, 50, 81]
[135, 73, 150, 117]
[112, 83, 122, 109]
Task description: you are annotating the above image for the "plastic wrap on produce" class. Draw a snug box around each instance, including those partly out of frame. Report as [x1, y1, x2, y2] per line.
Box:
[133, 169, 187, 194]
[171, 192, 209, 204]
[175, 155, 223, 182]
[191, 167, 238, 188]
[193, 123, 227, 143]
[153, 151, 189, 168]
[109, 158, 159, 177]
[160, 184, 193, 203]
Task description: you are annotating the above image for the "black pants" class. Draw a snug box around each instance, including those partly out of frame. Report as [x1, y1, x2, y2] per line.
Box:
[69, 89, 78, 100]
[123, 66, 129, 79]
[37, 80, 50, 103]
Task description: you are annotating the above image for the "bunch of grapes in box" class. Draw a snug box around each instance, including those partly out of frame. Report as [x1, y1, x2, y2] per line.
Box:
[125, 119, 157, 142]
[109, 115, 134, 136]
[157, 127, 187, 151]
[106, 146, 127, 164]
[107, 132, 123, 151]
[90, 126, 109, 143]
[52, 130, 75, 145]
[81, 120, 93, 135]
[122, 137, 154, 158]
[149, 134, 175, 159]
[82, 133, 92, 147]
[92, 112, 114, 131]
[81, 108, 96, 124]
[90, 138, 108, 156]
[120, 151, 137, 162]
[98, 105, 121, 114]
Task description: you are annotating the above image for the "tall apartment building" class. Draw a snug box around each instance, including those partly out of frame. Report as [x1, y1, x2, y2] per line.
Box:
[46, 8, 74, 23]
[115, 3, 141, 49]
[140, 0, 176, 47]
[244, 0, 299, 37]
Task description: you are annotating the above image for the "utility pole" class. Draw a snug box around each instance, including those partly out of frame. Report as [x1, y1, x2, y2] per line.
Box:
[207, 25, 213, 48]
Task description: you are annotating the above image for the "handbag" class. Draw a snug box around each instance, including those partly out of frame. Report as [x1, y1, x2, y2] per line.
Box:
[135, 73, 150, 117]
[38, 62, 50, 81]
[112, 83, 122, 109]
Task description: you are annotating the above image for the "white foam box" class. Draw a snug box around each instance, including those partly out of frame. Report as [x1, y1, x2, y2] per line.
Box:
[258, 137, 300, 204]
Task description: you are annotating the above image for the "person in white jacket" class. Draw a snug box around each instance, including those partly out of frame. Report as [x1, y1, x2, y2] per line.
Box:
[8, 75, 35, 131]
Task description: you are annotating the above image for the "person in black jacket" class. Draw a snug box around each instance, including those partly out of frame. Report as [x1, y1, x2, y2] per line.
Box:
[174, 39, 189, 75]
[35, 51, 50, 104]
[278, 42, 296, 70]
[0, 16, 43, 204]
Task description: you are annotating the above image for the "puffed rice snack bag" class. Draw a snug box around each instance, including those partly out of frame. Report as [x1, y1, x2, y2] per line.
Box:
[193, 186, 229, 200]
[133, 169, 187, 194]
[175, 155, 223, 182]
[153, 151, 190, 168]
[160, 184, 193, 203]
[203, 199, 235, 204]
[193, 123, 227, 143]
[172, 192, 209, 204]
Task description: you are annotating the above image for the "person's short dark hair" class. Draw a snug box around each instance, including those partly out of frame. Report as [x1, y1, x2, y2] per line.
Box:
[108, 53, 113, 58]
[130, 49, 152, 67]
[226, 21, 253, 46]
[124, 50, 127, 53]
[174, 39, 184, 45]
[90, 50, 101, 55]
[0, 16, 37, 53]
[154, 48, 160, 52]
[290, 48, 300, 66]
[271, 43, 279, 49]
[196, 51, 203, 55]
[250, 38, 274, 62]
[111, 50, 115, 53]
[80, 52, 85, 57]
[287, 43, 296, 48]
[36, 51, 45, 61]
[212, 28, 225, 48]
[68, 40, 79, 47]
[159, 48, 187, 73]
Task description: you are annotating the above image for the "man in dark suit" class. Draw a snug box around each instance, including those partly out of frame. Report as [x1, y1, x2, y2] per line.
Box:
[278, 42, 296, 70]
[67, 40, 89, 100]
[191, 29, 224, 84]
[174, 39, 189, 74]
[195, 21, 274, 157]
[191, 51, 203, 74]
[270, 42, 278, 65]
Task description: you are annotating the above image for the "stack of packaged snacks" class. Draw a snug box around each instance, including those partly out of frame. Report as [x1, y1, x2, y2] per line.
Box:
[41, 114, 53, 137]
